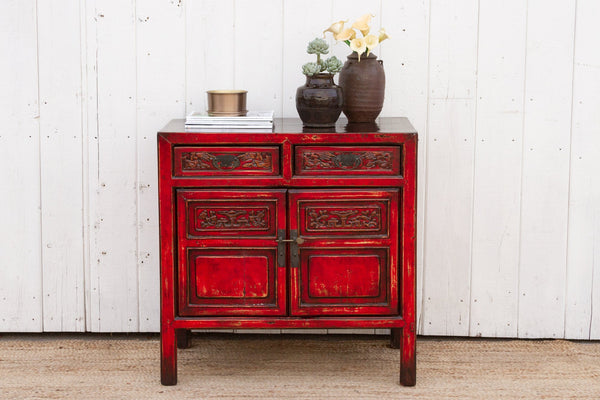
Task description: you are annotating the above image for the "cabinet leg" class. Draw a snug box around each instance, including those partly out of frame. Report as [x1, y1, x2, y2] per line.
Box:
[399, 326, 416, 386]
[390, 328, 401, 349]
[161, 325, 177, 385]
[176, 329, 192, 349]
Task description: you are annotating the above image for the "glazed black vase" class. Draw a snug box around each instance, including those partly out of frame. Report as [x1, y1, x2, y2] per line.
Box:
[338, 52, 385, 123]
[296, 73, 343, 128]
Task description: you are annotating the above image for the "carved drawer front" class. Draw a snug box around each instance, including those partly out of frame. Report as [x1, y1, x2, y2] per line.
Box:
[292, 189, 398, 239]
[173, 146, 280, 176]
[179, 247, 286, 316]
[177, 190, 284, 239]
[294, 145, 402, 176]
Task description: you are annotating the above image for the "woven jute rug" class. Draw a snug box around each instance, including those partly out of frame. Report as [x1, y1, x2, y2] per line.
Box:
[0, 333, 598, 399]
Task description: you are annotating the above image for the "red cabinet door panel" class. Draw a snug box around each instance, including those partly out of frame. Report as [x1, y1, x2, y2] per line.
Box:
[177, 189, 286, 316]
[289, 189, 399, 316]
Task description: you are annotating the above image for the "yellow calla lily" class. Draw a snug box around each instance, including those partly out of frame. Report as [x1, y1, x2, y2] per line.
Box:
[378, 28, 390, 43]
[335, 28, 356, 41]
[352, 13, 374, 36]
[364, 34, 378, 56]
[323, 20, 347, 38]
[350, 37, 367, 61]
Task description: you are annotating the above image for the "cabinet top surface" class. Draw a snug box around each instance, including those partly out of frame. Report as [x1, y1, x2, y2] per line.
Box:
[159, 117, 416, 135]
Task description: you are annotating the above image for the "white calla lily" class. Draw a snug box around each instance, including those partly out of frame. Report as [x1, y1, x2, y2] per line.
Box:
[364, 34, 378, 56]
[335, 28, 356, 42]
[352, 13, 374, 36]
[323, 20, 347, 38]
[350, 37, 367, 61]
[378, 28, 390, 43]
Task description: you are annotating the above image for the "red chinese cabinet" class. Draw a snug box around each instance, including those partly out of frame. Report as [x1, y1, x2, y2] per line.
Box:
[158, 118, 417, 386]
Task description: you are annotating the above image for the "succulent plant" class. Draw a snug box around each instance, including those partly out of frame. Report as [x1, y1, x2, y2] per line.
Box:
[324, 56, 343, 74]
[302, 39, 343, 76]
[306, 38, 329, 55]
[302, 62, 322, 76]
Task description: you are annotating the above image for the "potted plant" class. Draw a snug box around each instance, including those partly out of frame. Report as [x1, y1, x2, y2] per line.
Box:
[323, 14, 390, 123]
[295, 38, 344, 128]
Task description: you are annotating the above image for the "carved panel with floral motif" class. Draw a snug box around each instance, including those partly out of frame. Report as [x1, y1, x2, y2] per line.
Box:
[195, 207, 269, 230]
[306, 206, 382, 231]
[181, 151, 272, 171]
[294, 146, 402, 176]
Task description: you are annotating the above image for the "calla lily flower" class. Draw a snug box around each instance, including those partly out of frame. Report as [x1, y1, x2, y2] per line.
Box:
[364, 34, 378, 56]
[323, 20, 347, 38]
[335, 28, 356, 41]
[350, 37, 367, 61]
[352, 13, 374, 36]
[378, 28, 390, 43]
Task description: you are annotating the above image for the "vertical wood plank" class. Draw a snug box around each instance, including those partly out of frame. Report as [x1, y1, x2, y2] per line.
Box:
[89, 0, 139, 332]
[282, 0, 333, 117]
[421, 0, 478, 336]
[517, 0, 576, 339]
[565, 0, 600, 340]
[185, 0, 235, 115]
[234, 0, 283, 115]
[37, 0, 86, 332]
[380, 0, 429, 334]
[0, 0, 43, 332]
[468, 0, 527, 337]
[136, 0, 186, 332]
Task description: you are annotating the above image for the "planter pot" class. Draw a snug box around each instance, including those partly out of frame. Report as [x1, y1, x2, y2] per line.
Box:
[295, 73, 343, 128]
[338, 52, 385, 123]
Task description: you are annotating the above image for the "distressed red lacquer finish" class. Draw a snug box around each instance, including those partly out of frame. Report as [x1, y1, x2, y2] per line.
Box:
[157, 118, 417, 386]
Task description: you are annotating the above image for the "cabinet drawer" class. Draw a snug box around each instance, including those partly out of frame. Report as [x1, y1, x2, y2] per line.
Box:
[294, 145, 401, 176]
[291, 189, 398, 239]
[173, 146, 280, 176]
[177, 189, 285, 239]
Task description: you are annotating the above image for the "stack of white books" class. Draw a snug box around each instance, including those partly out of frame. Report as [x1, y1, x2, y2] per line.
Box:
[185, 111, 274, 132]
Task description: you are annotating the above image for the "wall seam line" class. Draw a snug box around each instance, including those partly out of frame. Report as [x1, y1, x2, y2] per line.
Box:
[419, 0, 433, 335]
[467, 0, 482, 338]
[564, 0, 579, 339]
[516, 0, 530, 339]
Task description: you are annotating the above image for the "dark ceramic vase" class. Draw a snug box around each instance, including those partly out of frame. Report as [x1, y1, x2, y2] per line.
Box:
[296, 73, 343, 128]
[338, 52, 385, 123]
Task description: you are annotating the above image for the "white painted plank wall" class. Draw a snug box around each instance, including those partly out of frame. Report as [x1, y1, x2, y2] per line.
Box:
[37, 0, 86, 332]
[469, 0, 526, 338]
[0, 0, 42, 332]
[517, 0, 576, 339]
[565, 0, 600, 340]
[421, 0, 478, 336]
[1, 0, 599, 339]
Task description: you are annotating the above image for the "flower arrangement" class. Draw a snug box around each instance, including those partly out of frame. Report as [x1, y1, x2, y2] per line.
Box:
[323, 14, 390, 61]
[301, 38, 344, 76]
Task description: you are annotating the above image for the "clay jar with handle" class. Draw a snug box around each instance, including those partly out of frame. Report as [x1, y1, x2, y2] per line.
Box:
[295, 73, 343, 128]
[338, 52, 385, 123]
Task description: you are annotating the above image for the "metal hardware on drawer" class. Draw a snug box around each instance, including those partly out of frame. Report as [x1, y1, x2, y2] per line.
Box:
[212, 154, 241, 170]
[333, 152, 362, 169]
[276, 229, 304, 268]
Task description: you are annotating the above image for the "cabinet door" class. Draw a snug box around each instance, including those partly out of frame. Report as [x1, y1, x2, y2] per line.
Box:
[176, 189, 287, 316]
[289, 189, 400, 316]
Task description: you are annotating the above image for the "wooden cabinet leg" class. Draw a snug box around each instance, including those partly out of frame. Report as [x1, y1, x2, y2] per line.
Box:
[399, 326, 416, 386]
[161, 325, 177, 385]
[390, 328, 401, 349]
[176, 329, 192, 349]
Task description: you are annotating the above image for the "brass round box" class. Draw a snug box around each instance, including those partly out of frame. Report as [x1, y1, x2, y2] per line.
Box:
[207, 90, 248, 116]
